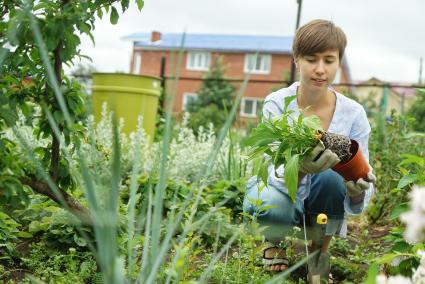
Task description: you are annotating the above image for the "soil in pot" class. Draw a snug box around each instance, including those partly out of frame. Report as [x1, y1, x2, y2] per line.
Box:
[319, 131, 352, 163]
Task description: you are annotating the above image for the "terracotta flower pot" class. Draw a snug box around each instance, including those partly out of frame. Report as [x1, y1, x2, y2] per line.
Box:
[332, 140, 369, 181]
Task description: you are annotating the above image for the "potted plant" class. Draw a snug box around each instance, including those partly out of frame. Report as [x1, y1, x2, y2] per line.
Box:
[244, 95, 369, 202]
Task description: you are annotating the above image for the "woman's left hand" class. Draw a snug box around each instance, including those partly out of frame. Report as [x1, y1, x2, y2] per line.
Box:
[345, 172, 376, 197]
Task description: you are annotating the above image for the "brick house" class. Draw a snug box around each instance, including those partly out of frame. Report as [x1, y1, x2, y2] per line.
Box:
[124, 31, 352, 123]
[354, 77, 417, 116]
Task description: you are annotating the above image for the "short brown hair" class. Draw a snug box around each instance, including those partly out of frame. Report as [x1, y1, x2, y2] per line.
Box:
[292, 19, 347, 61]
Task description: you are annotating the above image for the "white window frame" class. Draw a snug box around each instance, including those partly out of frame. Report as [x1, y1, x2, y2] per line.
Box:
[132, 53, 142, 74]
[186, 51, 211, 71]
[182, 92, 198, 111]
[244, 54, 271, 74]
[240, 97, 263, 118]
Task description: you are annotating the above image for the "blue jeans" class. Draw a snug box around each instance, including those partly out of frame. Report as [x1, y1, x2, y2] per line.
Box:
[243, 169, 346, 244]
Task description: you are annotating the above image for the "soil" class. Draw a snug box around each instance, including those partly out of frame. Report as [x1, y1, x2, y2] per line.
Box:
[321, 132, 352, 163]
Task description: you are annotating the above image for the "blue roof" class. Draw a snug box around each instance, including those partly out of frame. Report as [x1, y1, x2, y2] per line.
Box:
[124, 33, 293, 54]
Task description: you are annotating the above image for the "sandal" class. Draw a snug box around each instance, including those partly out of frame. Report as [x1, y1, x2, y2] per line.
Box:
[262, 242, 290, 272]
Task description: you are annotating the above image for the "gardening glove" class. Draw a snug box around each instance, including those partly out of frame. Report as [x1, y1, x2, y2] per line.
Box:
[345, 172, 376, 197]
[300, 141, 340, 174]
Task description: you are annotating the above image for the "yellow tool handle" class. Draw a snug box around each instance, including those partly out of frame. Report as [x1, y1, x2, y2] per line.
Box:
[316, 213, 328, 225]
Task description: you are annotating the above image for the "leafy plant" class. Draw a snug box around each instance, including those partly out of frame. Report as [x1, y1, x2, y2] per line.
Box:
[367, 151, 425, 279]
[367, 111, 425, 222]
[243, 95, 324, 202]
[0, 0, 144, 220]
[407, 89, 425, 132]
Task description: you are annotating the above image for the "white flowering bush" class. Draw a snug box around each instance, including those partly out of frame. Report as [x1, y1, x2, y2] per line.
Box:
[164, 112, 249, 183]
[376, 251, 425, 283]
[376, 274, 414, 284]
[413, 251, 425, 284]
[374, 186, 425, 283]
[401, 186, 425, 244]
[167, 112, 217, 182]
[75, 106, 250, 185]
[77, 104, 154, 183]
[6, 103, 250, 200]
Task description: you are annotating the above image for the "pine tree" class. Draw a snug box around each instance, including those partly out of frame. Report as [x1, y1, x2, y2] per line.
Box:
[187, 57, 236, 133]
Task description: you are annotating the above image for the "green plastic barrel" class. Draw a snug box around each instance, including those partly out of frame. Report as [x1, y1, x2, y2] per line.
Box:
[91, 73, 161, 140]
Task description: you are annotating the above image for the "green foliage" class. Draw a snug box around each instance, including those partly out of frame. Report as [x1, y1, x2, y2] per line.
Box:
[187, 56, 236, 133]
[243, 95, 323, 202]
[367, 112, 425, 222]
[21, 243, 99, 283]
[367, 132, 425, 279]
[0, 0, 145, 208]
[375, 227, 423, 277]
[135, 174, 247, 246]
[188, 104, 228, 134]
[407, 89, 425, 131]
[0, 212, 20, 255]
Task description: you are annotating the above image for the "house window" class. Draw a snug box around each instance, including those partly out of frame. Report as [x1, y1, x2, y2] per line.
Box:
[240, 98, 263, 117]
[244, 54, 271, 74]
[186, 52, 211, 71]
[182, 92, 198, 110]
[132, 53, 142, 74]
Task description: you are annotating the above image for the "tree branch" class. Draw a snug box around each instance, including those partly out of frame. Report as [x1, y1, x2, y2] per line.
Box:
[21, 175, 92, 224]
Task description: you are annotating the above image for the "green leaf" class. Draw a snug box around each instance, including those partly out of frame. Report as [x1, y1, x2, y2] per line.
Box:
[392, 240, 412, 253]
[257, 205, 276, 214]
[364, 263, 379, 284]
[390, 202, 409, 220]
[397, 174, 418, 189]
[33, 3, 50, 11]
[79, 22, 91, 35]
[405, 132, 425, 139]
[0, 107, 18, 127]
[284, 95, 297, 112]
[136, 0, 145, 10]
[121, 0, 130, 11]
[399, 154, 424, 167]
[259, 162, 268, 187]
[247, 197, 262, 207]
[110, 7, 119, 25]
[96, 8, 103, 19]
[302, 115, 323, 131]
[17, 231, 33, 238]
[374, 253, 398, 264]
[74, 234, 87, 247]
[284, 153, 299, 203]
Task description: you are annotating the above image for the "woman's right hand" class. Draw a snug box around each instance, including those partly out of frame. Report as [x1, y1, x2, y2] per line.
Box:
[300, 141, 340, 174]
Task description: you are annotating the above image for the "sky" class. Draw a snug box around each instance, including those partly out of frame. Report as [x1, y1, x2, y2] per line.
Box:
[75, 0, 425, 84]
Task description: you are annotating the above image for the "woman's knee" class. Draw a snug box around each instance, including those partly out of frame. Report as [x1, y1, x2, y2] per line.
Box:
[306, 169, 346, 217]
[243, 181, 301, 226]
[315, 170, 345, 195]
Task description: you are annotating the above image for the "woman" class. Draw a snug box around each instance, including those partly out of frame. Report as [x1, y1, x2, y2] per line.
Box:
[243, 19, 376, 280]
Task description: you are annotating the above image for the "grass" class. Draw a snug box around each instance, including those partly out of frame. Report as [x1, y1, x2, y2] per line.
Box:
[7, 10, 294, 284]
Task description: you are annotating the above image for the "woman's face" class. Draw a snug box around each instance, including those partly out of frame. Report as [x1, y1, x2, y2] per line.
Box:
[295, 49, 340, 90]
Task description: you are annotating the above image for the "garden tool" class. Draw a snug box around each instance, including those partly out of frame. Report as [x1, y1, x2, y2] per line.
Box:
[306, 213, 331, 284]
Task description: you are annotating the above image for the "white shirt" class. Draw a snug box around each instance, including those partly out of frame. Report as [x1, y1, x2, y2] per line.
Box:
[261, 82, 374, 215]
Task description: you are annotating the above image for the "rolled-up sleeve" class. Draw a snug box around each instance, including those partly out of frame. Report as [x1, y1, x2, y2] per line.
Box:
[262, 99, 282, 121]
